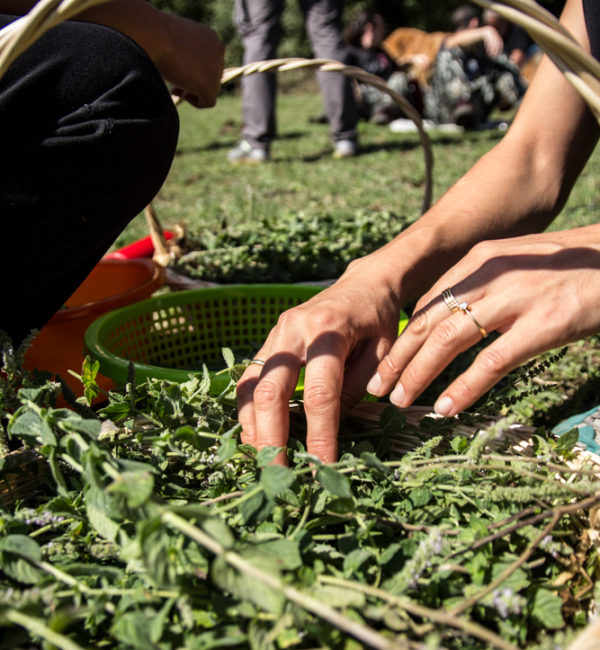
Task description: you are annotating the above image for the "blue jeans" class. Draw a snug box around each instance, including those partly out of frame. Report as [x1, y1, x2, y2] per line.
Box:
[0, 15, 179, 345]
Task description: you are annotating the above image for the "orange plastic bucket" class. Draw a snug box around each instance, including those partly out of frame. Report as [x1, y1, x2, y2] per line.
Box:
[24, 258, 164, 403]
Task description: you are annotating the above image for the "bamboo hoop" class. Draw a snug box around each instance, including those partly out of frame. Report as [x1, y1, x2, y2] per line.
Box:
[0, 0, 110, 79]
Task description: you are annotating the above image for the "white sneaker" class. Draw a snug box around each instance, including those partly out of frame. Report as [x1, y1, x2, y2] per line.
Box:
[227, 140, 269, 163]
[333, 138, 359, 159]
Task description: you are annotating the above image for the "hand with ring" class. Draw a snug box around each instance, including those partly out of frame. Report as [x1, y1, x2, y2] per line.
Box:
[236, 251, 405, 465]
[366, 228, 600, 418]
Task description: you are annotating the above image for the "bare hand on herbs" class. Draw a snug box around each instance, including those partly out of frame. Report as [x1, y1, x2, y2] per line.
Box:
[237, 251, 405, 465]
[366, 226, 600, 418]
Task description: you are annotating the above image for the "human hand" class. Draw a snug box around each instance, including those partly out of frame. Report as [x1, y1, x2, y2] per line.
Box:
[408, 53, 431, 71]
[46, 0, 226, 108]
[366, 228, 600, 418]
[155, 14, 224, 108]
[236, 255, 404, 465]
[481, 25, 504, 59]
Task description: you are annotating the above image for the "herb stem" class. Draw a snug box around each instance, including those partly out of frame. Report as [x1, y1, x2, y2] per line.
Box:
[449, 492, 600, 617]
[318, 575, 519, 650]
[289, 503, 311, 540]
[215, 484, 263, 514]
[30, 517, 74, 538]
[4, 609, 86, 650]
[467, 493, 600, 551]
[161, 510, 398, 650]
[451, 517, 554, 616]
[35, 559, 84, 589]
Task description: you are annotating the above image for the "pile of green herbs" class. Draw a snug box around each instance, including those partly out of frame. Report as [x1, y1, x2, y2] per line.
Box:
[0, 342, 599, 650]
[172, 210, 409, 284]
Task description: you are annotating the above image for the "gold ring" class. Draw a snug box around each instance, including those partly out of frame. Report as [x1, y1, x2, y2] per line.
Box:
[249, 359, 265, 367]
[442, 288, 460, 313]
[458, 302, 488, 338]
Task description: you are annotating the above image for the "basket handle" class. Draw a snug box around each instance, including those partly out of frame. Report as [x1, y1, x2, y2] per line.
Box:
[221, 57, 434, 216]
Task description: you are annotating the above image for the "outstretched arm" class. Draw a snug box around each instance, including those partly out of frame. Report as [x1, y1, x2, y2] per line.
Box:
[444, 25, 504, 58]
[0, 0, 225, 107]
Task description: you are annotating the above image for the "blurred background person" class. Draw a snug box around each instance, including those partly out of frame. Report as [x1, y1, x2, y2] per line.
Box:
[343, 10, 424, 125]
[483, 7, 542, 83]
[228, 0, 360, 162]
[424, 4, 527, 129]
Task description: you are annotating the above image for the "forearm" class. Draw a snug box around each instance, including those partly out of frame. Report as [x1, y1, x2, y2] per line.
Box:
[0, 0, 162, 46]
[0, 0, 225, 106]
[367, 40, 599, 304]
[444, 26, 492, 50]
[1, 0, 193, 69]
[385, 142, 563, 303]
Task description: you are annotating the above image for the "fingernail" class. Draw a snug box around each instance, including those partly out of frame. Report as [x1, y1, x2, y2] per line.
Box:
[389, 382, 405, 407]
[366, 372, 382, 395]
[434, 396, 454, 416]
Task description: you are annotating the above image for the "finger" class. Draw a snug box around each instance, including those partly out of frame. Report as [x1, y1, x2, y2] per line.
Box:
[341, 335, 396, 416]
[237, 369, 262, 448]
[366, 295, 447, 398]
[391, 307, 486, 408]
[250, 352, 304, 465]
[303, 333, 350, 464]
[433, 327, 529, 417]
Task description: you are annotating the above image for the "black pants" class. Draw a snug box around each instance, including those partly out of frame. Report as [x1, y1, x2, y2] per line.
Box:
[0, 15, 179, 345]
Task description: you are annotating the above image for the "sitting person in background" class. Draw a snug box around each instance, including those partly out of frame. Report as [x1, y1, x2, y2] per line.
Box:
[424, 4, 527, 129]
[483, 8, 542, 83]
[344, 11, 423, 124]
[483, 8, 536, 68]
[382, 26, 449, 90]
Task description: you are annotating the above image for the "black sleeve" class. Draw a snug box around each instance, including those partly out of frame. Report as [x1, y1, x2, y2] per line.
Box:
[584, 0, 600, 61]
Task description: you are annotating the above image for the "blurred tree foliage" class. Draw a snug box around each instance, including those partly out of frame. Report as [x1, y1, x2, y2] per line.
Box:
[149, 0, 565, 69]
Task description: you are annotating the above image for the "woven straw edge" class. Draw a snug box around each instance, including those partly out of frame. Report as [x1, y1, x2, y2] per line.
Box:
[347, 402, 600, 472]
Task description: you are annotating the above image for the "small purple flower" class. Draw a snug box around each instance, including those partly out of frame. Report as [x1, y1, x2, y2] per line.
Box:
[492, 587, 523, 619]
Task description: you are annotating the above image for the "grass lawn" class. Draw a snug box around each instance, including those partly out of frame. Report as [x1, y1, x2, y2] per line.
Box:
[112, 81, 600, 431]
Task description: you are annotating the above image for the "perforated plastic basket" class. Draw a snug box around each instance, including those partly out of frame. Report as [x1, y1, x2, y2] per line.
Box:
[85, 284, 324, 394]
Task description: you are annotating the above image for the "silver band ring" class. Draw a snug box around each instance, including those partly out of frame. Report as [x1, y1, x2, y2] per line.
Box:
[458, 302, 488, 339]
[442, 288, 460, 313]
[249, 358, 265, 367]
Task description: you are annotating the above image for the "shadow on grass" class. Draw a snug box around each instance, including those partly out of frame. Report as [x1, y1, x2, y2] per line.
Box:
[175, 130, 307, 156]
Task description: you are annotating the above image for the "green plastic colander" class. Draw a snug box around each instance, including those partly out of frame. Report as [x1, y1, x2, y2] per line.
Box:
[85, 284, 409, 395]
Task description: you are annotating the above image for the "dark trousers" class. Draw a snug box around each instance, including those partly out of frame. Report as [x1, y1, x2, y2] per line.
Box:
[0, 15, 179, 345]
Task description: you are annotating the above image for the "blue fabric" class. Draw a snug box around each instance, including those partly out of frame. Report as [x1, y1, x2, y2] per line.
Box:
[552, 406, 600, 454]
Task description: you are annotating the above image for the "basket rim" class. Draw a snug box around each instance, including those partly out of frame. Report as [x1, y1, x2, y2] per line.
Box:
[84, 283, 326, 388]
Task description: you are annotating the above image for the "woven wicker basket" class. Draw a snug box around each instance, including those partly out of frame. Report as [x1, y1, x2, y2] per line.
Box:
[0, 447, 54, 509]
